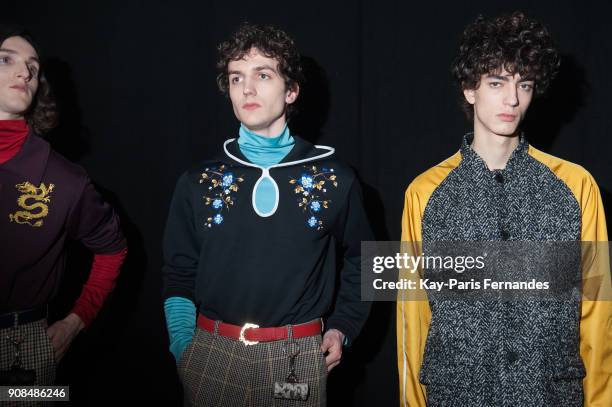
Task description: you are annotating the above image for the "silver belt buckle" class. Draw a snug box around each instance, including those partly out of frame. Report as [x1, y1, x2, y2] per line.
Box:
[239, 322, 260, 345]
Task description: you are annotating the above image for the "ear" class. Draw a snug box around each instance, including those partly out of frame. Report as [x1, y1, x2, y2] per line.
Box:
[285, 83, 300, 104]
[463, 88, 476, 105]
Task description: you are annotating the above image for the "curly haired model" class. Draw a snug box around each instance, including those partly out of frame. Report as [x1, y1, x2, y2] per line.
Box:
[452, 12, 560, 118]
[397, 11, 610, 407]
[216, 23, 303, 94]
[164, 22, 371, 406]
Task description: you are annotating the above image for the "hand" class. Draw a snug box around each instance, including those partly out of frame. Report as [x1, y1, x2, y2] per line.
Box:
[46, 313, 85, 362]
[320, 329, 345, 372]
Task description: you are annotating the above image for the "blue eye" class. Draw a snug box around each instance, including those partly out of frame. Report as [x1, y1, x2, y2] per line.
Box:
[0, 56, 10, 64]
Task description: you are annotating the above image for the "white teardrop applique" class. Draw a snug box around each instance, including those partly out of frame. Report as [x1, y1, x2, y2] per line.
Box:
[252, 167, 279, 217]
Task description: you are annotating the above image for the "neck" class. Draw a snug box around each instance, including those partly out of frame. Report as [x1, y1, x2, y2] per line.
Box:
[471, 129, 520, 170]
[0, 113, 24, 120]
[244, 116, 287, 138]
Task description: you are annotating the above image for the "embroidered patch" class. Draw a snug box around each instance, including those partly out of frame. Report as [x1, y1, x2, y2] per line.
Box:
[8, 182, 55, 227]
[289, 165, 337, 230]
[199, 165, 244, 228]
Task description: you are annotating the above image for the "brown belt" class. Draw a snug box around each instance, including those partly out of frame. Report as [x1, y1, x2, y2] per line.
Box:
[197, 314, 322, 345]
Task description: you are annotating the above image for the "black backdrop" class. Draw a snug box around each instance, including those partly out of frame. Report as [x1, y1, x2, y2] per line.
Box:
[4, 1, 611, 405]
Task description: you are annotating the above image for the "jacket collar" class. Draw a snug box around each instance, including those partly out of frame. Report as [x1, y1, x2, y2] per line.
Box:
[459, 132, 529, 180]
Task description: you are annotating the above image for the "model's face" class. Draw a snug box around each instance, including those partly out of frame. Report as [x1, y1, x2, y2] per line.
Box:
[0, 36, 39, 120]
[228, 48, 298, 137]
[464, 69, 534, 138]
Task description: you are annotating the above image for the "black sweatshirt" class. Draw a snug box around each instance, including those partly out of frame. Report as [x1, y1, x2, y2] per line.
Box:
[162, 136, 372, 343]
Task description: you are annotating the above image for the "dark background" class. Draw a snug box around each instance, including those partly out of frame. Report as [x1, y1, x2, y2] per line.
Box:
[4, 1, 611, 405]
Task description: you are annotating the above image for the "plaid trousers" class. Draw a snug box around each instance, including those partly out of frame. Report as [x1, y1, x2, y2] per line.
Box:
[178, 326, 328, 407]
[0, 319, 57, 406]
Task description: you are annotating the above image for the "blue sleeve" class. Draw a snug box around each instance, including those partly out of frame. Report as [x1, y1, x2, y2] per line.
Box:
[164, 296, 196, 364]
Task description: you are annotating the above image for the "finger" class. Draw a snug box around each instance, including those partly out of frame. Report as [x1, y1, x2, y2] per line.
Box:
[57, 341, 70, 360]
[56, 348, 66, 362]
[327, 360, 340, 372]
[325, 350, 340, 366]
[320, 338, 331, 353]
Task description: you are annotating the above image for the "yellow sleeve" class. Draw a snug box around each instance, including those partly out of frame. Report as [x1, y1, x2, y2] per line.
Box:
[577, 175, 611, 407]
[528, 146, 611, 406]
[397, 152, 460, 407]
[396, 184, 431, 407]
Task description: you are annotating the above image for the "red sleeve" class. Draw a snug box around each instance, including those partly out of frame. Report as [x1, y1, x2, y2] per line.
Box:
[70, 248, 127, 326]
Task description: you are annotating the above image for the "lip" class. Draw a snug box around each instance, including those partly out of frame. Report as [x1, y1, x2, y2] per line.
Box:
[10, 85, 27, 93]
[242, 103, 261, 111]
[497, 113, 517, 122]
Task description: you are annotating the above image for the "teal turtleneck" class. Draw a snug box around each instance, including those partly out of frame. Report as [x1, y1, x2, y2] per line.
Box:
[237, 123, 295, 166]
[237, 124, 295, 214]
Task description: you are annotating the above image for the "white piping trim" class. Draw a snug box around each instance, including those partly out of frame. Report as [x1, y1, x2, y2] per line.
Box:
[401, 292, 407, 407]
[223, 138, 335, 218]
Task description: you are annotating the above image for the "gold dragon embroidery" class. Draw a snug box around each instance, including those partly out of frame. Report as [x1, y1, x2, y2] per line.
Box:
[8, 182, 55, 227]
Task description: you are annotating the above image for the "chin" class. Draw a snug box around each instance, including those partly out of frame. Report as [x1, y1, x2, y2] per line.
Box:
[491, 125, 520, 137]
[6, 103, 31, 115]
[240, 120, 264, 131]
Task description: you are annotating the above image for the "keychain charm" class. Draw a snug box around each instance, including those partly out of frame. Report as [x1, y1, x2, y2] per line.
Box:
[273, 341, 310, 401]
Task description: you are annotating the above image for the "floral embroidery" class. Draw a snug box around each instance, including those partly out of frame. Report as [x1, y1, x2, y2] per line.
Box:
[289, 165, 337, 230]
[199, 165, 244, 228]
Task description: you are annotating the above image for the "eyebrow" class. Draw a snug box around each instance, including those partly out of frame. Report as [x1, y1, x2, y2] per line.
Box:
[228, 64, 278, 76]
[486, 74, 510, 81]
[486, 73, 534, 83]
[0, 48, 40, 63]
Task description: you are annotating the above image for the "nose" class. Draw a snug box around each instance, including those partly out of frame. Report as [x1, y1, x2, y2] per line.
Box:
[242, 77, 256, 96]
[504, 85, 519, 107]
[15, 62, 33, 82]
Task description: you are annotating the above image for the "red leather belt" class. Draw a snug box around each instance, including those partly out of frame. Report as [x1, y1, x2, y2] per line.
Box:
[197, 314, 322, 345]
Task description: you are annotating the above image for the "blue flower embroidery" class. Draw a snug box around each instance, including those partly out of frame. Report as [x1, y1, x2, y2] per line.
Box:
[199, 165, 244, 228]
[289, 165, 338, 231]
[300, 174, 314, 190]
[307, 216, 318, 228]
[222, 173, 234, 187]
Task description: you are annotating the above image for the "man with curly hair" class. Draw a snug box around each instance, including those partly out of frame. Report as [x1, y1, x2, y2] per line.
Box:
[163, 23, 371, 406]
[397, 12, 610, 407]
[0, 24, 127, 388]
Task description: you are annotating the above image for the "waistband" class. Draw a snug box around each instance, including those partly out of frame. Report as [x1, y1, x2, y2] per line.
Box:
[0, 305, 48, 330]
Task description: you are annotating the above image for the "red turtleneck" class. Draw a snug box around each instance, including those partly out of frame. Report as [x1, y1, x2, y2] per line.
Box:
[0, 119, 28, 164]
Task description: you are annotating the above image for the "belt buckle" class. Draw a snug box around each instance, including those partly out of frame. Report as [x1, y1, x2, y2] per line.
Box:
[239, 322, 260, 346]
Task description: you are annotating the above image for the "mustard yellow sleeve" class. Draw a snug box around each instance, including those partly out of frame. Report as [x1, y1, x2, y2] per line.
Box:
[397, 184, 431, 407]
[578, 175, 611, 407]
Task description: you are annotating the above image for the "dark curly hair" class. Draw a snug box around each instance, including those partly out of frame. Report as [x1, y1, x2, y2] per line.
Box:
[451, 12, 560, 119]
[0, 24, 58, 134]
[217, 23, 303, 116]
